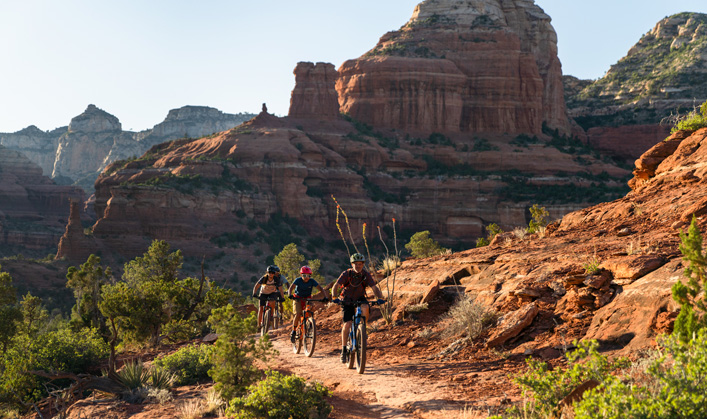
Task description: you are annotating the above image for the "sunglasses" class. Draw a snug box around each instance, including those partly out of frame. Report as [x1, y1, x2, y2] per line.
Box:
[302, 274, 311, 277]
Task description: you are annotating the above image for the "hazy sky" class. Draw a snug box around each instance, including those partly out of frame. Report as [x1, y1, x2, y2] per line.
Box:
[1, 0, 704, 133]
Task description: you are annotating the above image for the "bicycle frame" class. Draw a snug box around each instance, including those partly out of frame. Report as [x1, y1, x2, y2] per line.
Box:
[292, 297, 326, 356]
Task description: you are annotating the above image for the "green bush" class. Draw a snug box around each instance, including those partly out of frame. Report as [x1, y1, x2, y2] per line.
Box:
[0, 327, 108, 408]
[153, 344, 214, 386]
[208, 305, 274, 400]
[671, 100, 707, 133]
[672, 217, 707, 342]
[491, 340, 628, 419]
[527, 204, 549, 234]
[226, 370, 331, 419]
[405, 231, 447, 258]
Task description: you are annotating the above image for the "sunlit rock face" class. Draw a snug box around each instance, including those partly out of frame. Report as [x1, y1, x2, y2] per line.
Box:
[337, 0, 570, 135]
[288, 62, 340, 120]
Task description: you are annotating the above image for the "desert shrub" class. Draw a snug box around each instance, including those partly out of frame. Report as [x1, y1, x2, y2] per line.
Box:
[208, 305, 274, 400]
[0, 327, 108, 408]
[490, 340, 629, 419]
[672, 217, 707, 342]
[226, 370, 331, 419]
[475, 237, 489, 247]
[527, 204, 549, 234]
[441, 296, 497, 340]
[671, 100, 707, 133]
[405, 231, 447, 258]
[475, 224, 503, 248]
[572, 330, 707, 418]
[154, 344, 214, 386]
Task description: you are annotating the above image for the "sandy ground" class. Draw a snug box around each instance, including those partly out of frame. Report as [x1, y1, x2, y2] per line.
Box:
[268, 329, 479, 419]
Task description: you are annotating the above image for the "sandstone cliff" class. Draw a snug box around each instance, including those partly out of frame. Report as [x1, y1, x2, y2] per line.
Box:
[0, 144, 85, 258]
[288, 62, 340, 120]
[0, 105, 255, 193]
[565, 13, 707, 160]
[337, 0, 571, 135]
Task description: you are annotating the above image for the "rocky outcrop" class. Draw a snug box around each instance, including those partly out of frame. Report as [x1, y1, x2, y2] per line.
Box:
[0, 125, 65, 176]
[136, 106, 254, 148]
[288, 62, 340, 120]
[566, 13, 707, 160]
[0, 145, 85, 257]
[52, 105, 138, 188]
[56, 200, 96, 263]
[337, 0, 570, 135]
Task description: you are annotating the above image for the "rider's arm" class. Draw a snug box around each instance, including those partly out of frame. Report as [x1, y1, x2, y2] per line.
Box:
[288, 282, 295, 296]
[370, 284, 385, 300]
[316, 285, 328, 299]
[252, 280, 262, 297]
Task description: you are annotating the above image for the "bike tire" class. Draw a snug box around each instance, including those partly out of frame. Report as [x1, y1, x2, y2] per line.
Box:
[356, 322, 367, 374]
[347, 332, 356, 369]
[261, 311, 270, 337]
[304, 317, 316, 357]
[292, 324, 302, 354]
[274, 309, 280, 329]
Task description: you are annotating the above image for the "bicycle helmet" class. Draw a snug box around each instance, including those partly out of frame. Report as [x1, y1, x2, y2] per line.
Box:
[350, 253, 366, 263]
[300, 266, 313, 275]
[266, 265, 280, 273]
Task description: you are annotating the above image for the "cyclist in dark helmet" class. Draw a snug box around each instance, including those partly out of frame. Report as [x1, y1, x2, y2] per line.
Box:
[331, 253, 385, 363]
[253, 265, 286, 330]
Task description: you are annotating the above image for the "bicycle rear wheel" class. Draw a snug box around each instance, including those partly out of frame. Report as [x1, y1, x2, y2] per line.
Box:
[304, 317, 316, 357]
[274, 307, 280, 329]
[356, 323, 367, 374]
[261, 311, 270, 337]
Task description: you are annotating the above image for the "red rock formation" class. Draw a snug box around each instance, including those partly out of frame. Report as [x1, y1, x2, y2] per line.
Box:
[587, 124, 672, 161]
[0, 145, 84, 256]
[56, 200, 95, 263]
[288, 62, 340, 120]
[336, 0, 570, 135]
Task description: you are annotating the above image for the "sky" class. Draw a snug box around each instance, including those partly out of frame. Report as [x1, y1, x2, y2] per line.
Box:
[0, 0, 705, 133]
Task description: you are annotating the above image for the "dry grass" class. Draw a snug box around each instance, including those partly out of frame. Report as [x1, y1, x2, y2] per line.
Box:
[441, 296, 497, 340]
[178, 399, 204, 419]
[512, 227, 527, 240]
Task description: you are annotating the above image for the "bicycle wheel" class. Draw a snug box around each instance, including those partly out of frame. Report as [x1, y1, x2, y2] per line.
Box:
[355, 322, 367, 374]
[261, 310, 270, 337]
[292, 323, 302, 354]
[304, 317, 316, 357]
[347, 331, 356, 369]
[273, 309, 280, 329]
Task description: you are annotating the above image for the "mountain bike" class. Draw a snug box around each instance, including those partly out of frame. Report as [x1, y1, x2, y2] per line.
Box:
[260, 294, 284, 337]
[335, 299, 385, 374]
[290, 296, 328, 356]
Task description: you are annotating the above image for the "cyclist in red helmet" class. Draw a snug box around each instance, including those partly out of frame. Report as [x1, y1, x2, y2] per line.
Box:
[287, 265, 329, 342]
[331, 253, 385, 363]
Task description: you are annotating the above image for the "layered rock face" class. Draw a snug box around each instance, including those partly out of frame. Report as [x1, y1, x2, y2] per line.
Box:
[0, 125, 65, 176]
[566, 13, 707, 160]
[337, 0, 570, 135]
[1, 105, 255, 193]
[386, 127, 707, 355]
[288, 62, 340, 119]
[52, 105, 139, 188]
[135, 106, 254, 148]
[0, 145, 85, 257]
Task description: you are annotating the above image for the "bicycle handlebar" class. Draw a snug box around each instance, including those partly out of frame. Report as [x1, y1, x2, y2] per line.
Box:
[289, 295, 329, 302]
[332, 299, 386, 307]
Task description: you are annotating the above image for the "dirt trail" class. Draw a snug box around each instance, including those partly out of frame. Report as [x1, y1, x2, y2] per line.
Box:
[268, 330, 475, 419]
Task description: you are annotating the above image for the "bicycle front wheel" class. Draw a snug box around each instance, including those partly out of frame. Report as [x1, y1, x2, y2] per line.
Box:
[304, 317, 316, 357]
[347, 332, 355, 369]
[355, 323, 367, 374]
[292, 324, 302, 354]
[261, 311, 270, 337]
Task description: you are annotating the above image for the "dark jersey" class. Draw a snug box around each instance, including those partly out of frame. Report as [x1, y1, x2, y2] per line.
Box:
[291, 276, 319, 298]
[335, 268, 375, 301]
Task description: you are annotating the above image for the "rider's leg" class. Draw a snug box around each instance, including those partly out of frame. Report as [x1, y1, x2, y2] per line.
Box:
[361, 304, 370, 323]
[292, 301, 302, 329]
[341, 320, 352, 347]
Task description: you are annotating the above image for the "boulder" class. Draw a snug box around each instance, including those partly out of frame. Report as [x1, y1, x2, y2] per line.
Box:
[486, 302, 539, 347]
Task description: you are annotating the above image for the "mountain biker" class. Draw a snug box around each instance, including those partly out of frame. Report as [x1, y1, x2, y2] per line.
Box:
[287, 265, 329, 342]
[331, 253, 385, 363]
[252, 265, 286, 330]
